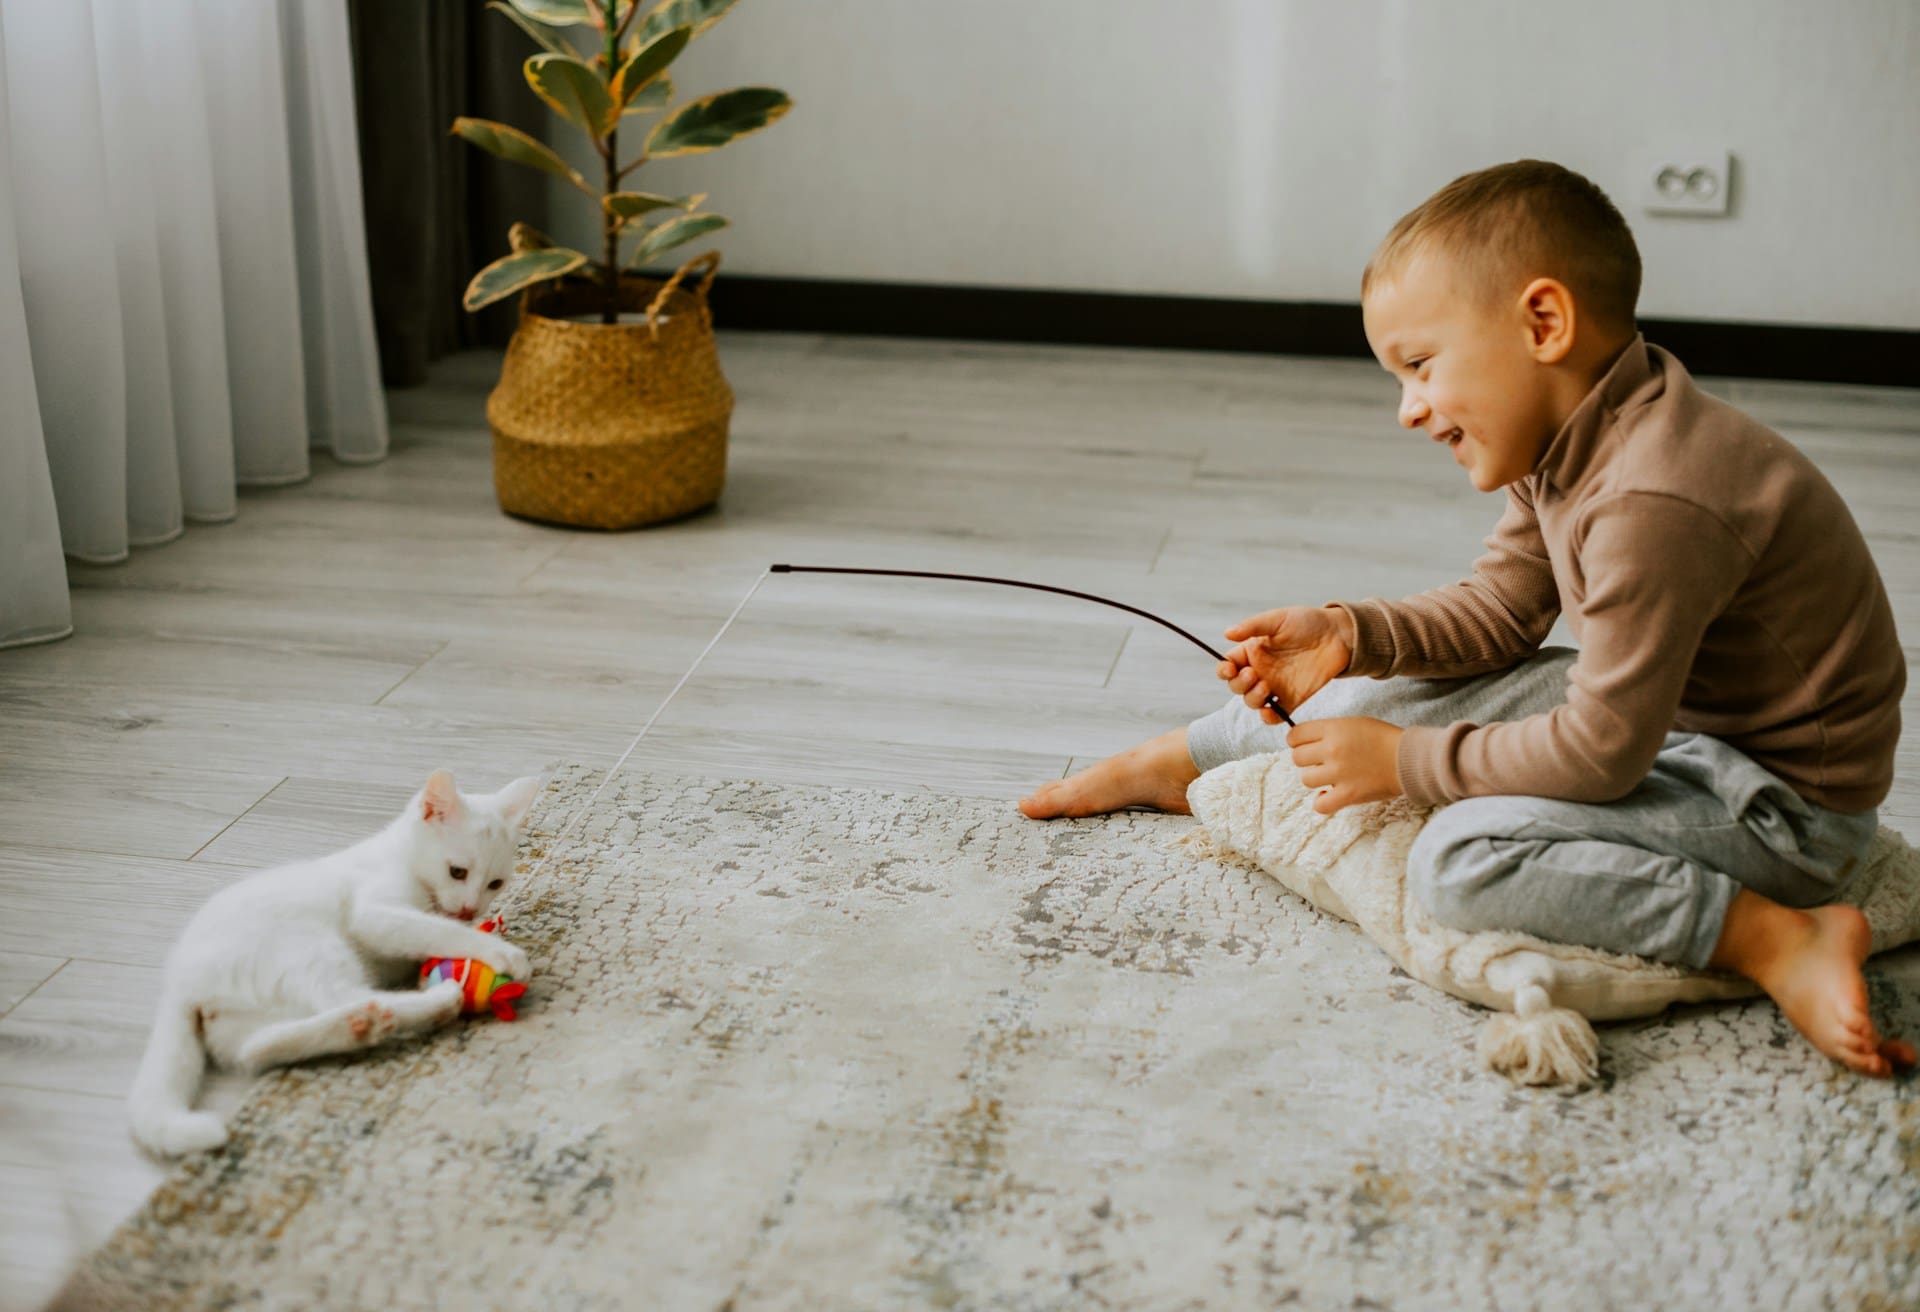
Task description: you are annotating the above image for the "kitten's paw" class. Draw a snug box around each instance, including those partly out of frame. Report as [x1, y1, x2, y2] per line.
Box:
[165, 1112, 230, 1157]
[483, 943, 532, 980]
[235, 1034, 280, 1074]
[177, 1112, 229, 1155]
[423, 979, 465, 1025]
[133, 1110, 228, 1158]
[347, 1001, 398, 1045]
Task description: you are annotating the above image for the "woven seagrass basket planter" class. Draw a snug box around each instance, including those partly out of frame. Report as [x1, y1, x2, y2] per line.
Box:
[487, 252, 733, 530]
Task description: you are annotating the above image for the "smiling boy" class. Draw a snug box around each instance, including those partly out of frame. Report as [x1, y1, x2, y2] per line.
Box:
[1020, 160, 1914, 1077]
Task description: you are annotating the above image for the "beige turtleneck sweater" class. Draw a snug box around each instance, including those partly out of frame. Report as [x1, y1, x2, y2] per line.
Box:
[1334, 334, 1904, 813]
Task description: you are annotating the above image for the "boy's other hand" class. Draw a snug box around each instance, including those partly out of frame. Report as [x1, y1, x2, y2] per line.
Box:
[1287, 717, 1403, 814]
[1217, 606, 1354, 723]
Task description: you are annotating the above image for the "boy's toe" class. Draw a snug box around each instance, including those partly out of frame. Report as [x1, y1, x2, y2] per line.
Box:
[1834, 1043, 1880, 1075]
[1882, 1039, 1918, 1068]
[1017, 788, 1058, 819]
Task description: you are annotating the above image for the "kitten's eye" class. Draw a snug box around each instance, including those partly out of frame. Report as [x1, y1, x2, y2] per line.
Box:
[450, 865, 468, 882]
[488, 879, 503, 891]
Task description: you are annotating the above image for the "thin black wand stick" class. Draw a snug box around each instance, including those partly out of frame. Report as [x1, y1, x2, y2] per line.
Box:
[769, 563, 1295, 726]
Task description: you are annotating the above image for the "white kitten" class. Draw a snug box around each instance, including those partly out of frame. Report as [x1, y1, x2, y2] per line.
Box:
[128, 769, 544, 1157]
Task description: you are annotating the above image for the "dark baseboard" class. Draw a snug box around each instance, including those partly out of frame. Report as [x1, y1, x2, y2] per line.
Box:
[703, 274, 1917, 389]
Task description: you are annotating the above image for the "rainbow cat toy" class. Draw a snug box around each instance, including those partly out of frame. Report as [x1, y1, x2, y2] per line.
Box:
[420, 917, 528, 1021]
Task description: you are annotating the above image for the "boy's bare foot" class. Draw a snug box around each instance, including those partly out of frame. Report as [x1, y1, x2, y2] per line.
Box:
[1019, 728, 1201, 820]
[1712, 895, 1917, 1078]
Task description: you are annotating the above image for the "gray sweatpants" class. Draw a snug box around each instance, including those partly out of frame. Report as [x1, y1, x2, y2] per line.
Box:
[1187, 647, 1880, 968]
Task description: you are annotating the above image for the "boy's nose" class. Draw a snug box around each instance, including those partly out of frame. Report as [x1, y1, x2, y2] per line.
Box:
[1399, 394, 1429, 429]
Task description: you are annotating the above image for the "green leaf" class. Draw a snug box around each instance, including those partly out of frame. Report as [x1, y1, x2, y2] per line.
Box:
[508, 222, 556, 253]
[645, 87, 791, 159]
[603, 190, 706, 220]
[631, 0, 737, 48]
[623, 75, 673, 114]
[451, 117, 590, 192]
[611, 25, 689, 108]
[463, 248, 591, 312]
[508, 0, 596, 27]
[525, 54, 616, 137]
[485, 2, 569, 55]
[629, 213, 728, 267]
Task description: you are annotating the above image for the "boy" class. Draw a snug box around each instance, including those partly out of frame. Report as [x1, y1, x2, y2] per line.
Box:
[1020, 160, 1914, 1078]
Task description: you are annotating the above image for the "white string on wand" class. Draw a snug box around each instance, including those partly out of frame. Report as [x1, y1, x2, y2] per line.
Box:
[522, 568, 771, 880]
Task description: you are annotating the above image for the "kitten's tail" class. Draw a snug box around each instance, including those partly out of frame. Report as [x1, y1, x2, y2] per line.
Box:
[128, 990, 227, 1157]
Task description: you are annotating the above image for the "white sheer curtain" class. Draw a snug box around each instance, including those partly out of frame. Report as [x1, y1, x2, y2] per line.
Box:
[0, 19, 68, 650]
[0, 0, 387, 649]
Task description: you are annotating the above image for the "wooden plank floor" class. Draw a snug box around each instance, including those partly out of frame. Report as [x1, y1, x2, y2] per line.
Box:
[2, 332, 1916, 1305]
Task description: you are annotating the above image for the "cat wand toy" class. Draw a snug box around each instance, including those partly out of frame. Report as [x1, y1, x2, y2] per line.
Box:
[508, 563, 1293, 967]
[769, 564, 1295, 726]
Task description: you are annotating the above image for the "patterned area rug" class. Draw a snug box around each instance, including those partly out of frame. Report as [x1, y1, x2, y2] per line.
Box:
[58, 767, 1920, 1310]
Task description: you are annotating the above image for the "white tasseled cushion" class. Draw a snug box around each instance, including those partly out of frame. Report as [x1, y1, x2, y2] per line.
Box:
[1182, 752, 1920, 1087]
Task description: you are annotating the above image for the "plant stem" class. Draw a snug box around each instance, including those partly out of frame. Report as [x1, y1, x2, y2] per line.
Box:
[601, 132, 619, 322]
[600, 0, 621, 323]
[613, 0, 640, 44]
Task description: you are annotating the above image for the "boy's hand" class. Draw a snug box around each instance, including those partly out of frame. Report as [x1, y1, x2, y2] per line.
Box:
[1288, 717, 1402, 814]
[1217, 606, 1354, 723]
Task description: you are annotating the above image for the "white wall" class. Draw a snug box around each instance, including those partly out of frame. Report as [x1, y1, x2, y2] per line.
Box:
[550, 0, 1920, 329]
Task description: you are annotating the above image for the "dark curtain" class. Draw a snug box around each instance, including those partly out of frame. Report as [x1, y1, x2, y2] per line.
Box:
[347, 1, 554, 387]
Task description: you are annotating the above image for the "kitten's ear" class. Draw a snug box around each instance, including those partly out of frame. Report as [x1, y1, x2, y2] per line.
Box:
[421, 770, 460, 825]
[493, 774, 544, 831]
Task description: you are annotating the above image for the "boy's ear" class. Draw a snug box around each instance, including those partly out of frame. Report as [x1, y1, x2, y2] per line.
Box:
[493, 774, 545, 831]
[422, 770, 460, 824]
[1519, 277, 1576, 364]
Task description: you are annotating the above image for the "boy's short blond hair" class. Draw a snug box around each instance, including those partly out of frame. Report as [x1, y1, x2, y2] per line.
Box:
[1362, 160, 1642, 333]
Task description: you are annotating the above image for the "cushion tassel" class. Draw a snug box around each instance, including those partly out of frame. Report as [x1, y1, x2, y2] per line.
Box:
[1477, 980, 1600, 1089]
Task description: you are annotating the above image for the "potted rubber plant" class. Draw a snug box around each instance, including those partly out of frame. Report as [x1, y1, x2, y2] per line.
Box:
[453, 0, 790, 529]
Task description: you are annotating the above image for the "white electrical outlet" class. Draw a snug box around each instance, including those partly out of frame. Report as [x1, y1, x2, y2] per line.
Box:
[1637, 150, 1734, 216]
